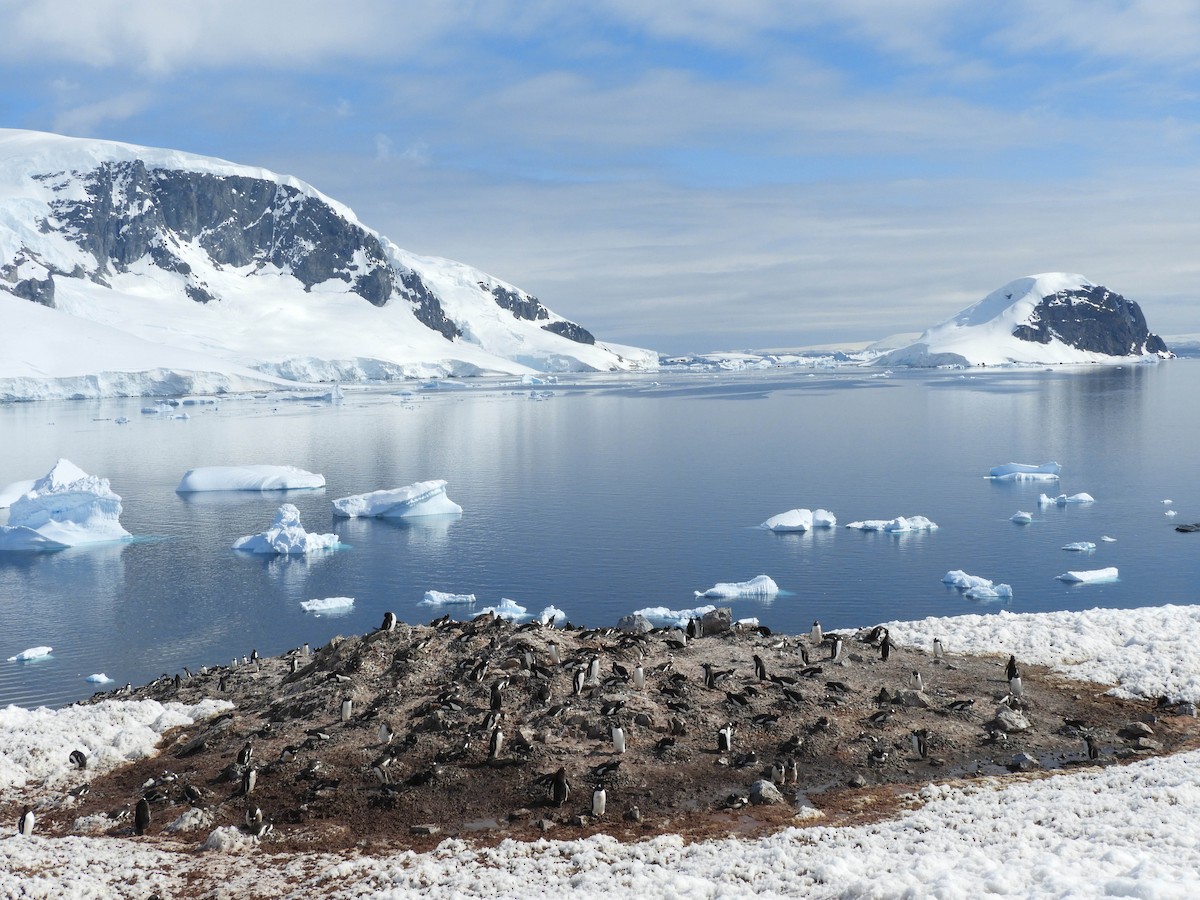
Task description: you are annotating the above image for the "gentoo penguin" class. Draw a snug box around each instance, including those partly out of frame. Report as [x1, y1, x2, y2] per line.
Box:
[490, 679, 507, 711]
[69, 749, 87, 770]
[933, 638, 945, 660]
[380, 611, 397, 632]
[241, 765, 258, 797]
[753, 654, 768, 682]
[591, 786, 607, 817]
[547, 642, 561, 665]
[1009, 675, 1024, 697]
[687, 618, 699, 640]
[245, 805, 263, 828]
[586, 656, 600, 683]
[1085, 735, 1101, 760]
[785, 758, 800, 785]
[488, 726, 504, 760]
[633, 665, 646, 689]
[378, 721, 394, 745]
[237, 741, 253, 768]
[17, 806, 33, 837]
[880, 634, 893, 661]
[810, 621, 823, 644]
[829, 636, 843, 662]
[551, 766, 570, 807]
[702, 662, 716, 689]
[341, 697, 353, 722]
[911, 729, 929, 759]
[611, 725, 626, 753]
[909, 671, 924, 691]
[1006, 655, 1019, 682]
[717, 724, 734, 753]
[134, 797, 151, 836]
[572, 668, 586, 696]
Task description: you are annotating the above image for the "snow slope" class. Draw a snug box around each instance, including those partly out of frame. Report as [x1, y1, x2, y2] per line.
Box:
[0, 130, 656, 401]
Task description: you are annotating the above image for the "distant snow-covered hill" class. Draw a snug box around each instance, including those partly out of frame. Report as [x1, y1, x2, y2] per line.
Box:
[877, 273, 1172, 367]
[0, 129, 655, 400]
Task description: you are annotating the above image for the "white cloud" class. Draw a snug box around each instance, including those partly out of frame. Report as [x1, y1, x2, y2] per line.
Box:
[52, 91, 154, 136]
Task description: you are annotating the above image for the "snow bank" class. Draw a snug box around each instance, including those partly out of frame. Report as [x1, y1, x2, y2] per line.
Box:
[1057, 566, 1119, 584]
[176, 465, 325, 492]
[300, 597, 355, 613]
[988, 461, 1061, 480]
[694, 575, 779, 599]
[760, 508, 836, 532]
[7, 646, 52, 662]
[941, 571, 1012, 601]
[331, 480, 462, 519]
[0, 459, 130, 550]
[231, 504, 339, 554]
[420, 590, 476, 606]
[845, 515, 938, 533]
[1040, 492, 1095, 506]
[631, 604, 717, 628]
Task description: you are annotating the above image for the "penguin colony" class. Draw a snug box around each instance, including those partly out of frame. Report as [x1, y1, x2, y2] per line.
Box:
[25, 610, 1190, 848]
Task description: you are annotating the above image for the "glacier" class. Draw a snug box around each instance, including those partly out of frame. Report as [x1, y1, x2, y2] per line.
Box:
[0, 459, 130, 551]
[331, 480, 462, 519]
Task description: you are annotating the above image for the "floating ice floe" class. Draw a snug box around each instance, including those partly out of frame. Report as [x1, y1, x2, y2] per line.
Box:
[941, 571, 1012, 602]
[1062, 542, 1096, 552]
[1057, 566, 1119, 584]
[420, 590, 477, 606]
[537, 606, 566, 626]
[1166, 509, 1178, 517]
[694, 575, 778, 599]
[0, 459, 131, 551]
[332, 480, 462, 519]
[1039, 492, 1095, 506]
[1010, 511, 1033, 524]
[300, 596, 355, 613]
[265, 385, 343, 403]
[86, 673, 113, 683]
[631, 604, 717, 629]
[7, 646, 52, 662]
[1101, 535, 1117, 542]
[760, 508, 836, 532]
[232, 504, 339, 555]
[845, 515, 938, 533]
[176, 465, 325, 492]
[988, 461, 1062, 481]
[478, 598, 527, 620]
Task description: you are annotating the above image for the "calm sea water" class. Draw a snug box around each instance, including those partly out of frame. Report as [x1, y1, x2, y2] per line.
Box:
[3, 362, 1199, 709]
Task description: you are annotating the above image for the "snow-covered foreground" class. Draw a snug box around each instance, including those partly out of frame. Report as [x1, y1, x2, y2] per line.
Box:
[5, 604, 1200, 898]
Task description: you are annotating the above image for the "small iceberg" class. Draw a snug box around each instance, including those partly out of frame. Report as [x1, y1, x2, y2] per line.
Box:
[1062, 542, 1097, 552]
[760, 508, 836, 532]
[332, 480, 462, 519]
[478, 598, 527, 620]
[300, 596, 355, 613]
[1101, 536, 1117, 543]
[988, 462, 1062, 481]
[1039, 493, 1095, 506]
[8, 646, 52, 662]
[694, 575, 778, 599]
[420, 590, 477, 606]
[942, 570, 1012, 602]
[537, 606, 566, 626]
[232, 504, 339, 555]
[1010, 511, 1033, 524]
[177, 465, 325, 493]
[1057, 567, 1119, 584]
[631, 604, 717, 629]
[85, 673, 113, 683]
[845, 515, 938, 533]
[0, 460, 131, 551]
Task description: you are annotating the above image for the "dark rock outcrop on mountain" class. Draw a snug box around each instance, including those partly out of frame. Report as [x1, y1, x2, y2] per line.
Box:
[1011, 284, 1171, 357]
[489, 284, 595, 344]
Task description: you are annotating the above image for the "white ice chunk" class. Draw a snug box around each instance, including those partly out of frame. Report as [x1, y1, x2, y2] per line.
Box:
[1101, 535, 1117, 542]
[1062, 542, 1097, 552]
[942, 571, 1012, 601]
[1057, 566, 1119, 584]
[1164, 499, 1174, 505]
[420, 590, 477, 606]
[1010, 511, 1033, 524]
[631, 604, 717, 628]
[300, 596, 354, 613]
[1039, 492, 1095, 506]
[759, 508, 837, 532]
[231, 504, 339, 555]
[478, 598, 527, 620]
[694, 574, 778, 599]
[7, 646, 52, 662]
[537, 606, 566, 626]
[85, 673, 113, 683]
[1166, 509, 1178, 517]
[0, 478, 35, 508]
[176, 465, 325, 492]
[331, 480, 462, 519]
[988, 461, 1062, 481]
[0, 459, 130, 550]
[846, 515, 938, 533]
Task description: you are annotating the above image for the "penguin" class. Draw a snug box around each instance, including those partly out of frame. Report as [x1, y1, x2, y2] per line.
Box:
[867, 746, 888, 767]
[829, 636, 843, 662]
[289, 657, 300, 674]
[1009, 675, 1024, 697]
[880, 634, 893, 661]
[687, 618, 699, 640]
[302, 642, 310, 657]
[219, 675, 229, 692]
[753, 654, 767, 682]
[1006, 655, 1019, 682]
[467, 658, 488, 683]
[551, 766, 570, 807]
[241, 765, 258, 797]
[633, 665, 645, 689]
[17, 806, 33, 837]
[785, 758, 800, 785]
[237, 741, 253, 768]
[591, 785, 607, 817]
[810, 621, 823, 644]
[547, 642, 561, 665]
[341, 697, 353, 722]
[134, 797, 151, 836]
[799, 644, 810, 666]
[380, 611, 397, 632]
[173, 673, 182, 691]
[490, 679, 507, 711]
[250, 649, 259, 663]
[911, 729, 929, 759]
[245, 805, 263, 828]
[69, 749, 87, 770]
[586, 656, 600, 684]
[910, 671, 924, 692]
[1085, 734, 1101, 760]
[933, 638, 945, 660]
[572, 668, 586, 696]
[611, 725, 626, 753]
[378, 721, 394, 745]
[488, 726, 504, 761]
[717, 724, 733, 753]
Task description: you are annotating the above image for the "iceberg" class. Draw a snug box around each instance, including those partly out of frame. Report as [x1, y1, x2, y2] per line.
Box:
[7, 646, 52, 662]
[1062, 542, 1097, 552]
[0, 478, 35, 508]
[1057, 567, 1119, 584]
[0, 459, 131, 551]
[988, 462, 1061, 481]
[176, 465, 325, 493]
[760, 508, 836, 532]
[420, 590, 477, 606]
[1010, 511, 1033, 524]
[300, 596, 355, 613]
[232, 504, 339, 555]
[631, 604, 717, 629]
[332, 480, 462, 519]
[537, 606, 566, 626]
[1039, 492, 1095, 506]
[942, 571, 1013, 602]
[85, 673, 113, 683]
[846, 515, 938, 533]
[478, 598, 527, 621]
[694, 575, 779, 599]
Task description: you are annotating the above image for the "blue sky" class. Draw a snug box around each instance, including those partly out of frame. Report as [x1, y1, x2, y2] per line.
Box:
[2, 0, 1199, 353]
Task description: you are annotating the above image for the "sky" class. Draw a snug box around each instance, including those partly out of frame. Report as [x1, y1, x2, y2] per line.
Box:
[2, 0, 1199, 354]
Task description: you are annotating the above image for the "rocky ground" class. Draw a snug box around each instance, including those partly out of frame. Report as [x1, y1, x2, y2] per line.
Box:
[15, 610, 1200, 852]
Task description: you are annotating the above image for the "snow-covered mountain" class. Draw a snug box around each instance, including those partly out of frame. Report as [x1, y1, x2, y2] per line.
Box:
[0, 130, 655, 399]
[876, 273, 1172, 367]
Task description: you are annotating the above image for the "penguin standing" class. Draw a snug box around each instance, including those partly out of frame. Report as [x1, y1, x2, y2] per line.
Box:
[241, 765, 258, 797]
[633, 665, 645, 689]
[488, 726, 504, 761]
[911, 729, 929, 759]
[829, 636, 843, 662]
[341, 697, 353, 722]
[1085, 734, 1101, 760]
[380, 611, 397, 632]
[551, 766, 570, 807]
[490, 679, 507, 711]
[237, 741, 253, 768]
[547, 642, 560, 665]
[134, 797, 151, 836]
[717, 724, 733, 753]
[1009, 675, 1024, 697]
[880, 634, 892, 661]
[933, 638, 945, 660]
[1006, 655, 1020, 682]
[591, 785, 607, 817]
[910, 671, 924, 691]
[17, 806, 33, 837]
[69, 749, 87, 770]
[810, 621, 822, 644]
[572, 668, 586, 696]
[753, 655, 767, 682]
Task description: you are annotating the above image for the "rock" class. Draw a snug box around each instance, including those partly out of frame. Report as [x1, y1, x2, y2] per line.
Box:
[633, 713, 653, 728]
[1118, 722, 1154, 739]
[536, 818, 555, 832]
[1134, 737, 1162, 752]
[569, 814, 591, 827]
[750, 780, 784, 805]
[992, 706, 1032, 733]
[410, 824, 440, 836]
[624, 806, 642, 823]
[701, 608, 733, 635]
[894, 690, 931, 709]
[848, 774, 867, 788]
[617, 614, 653, 634]
[1009, 752, 1040, 772]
